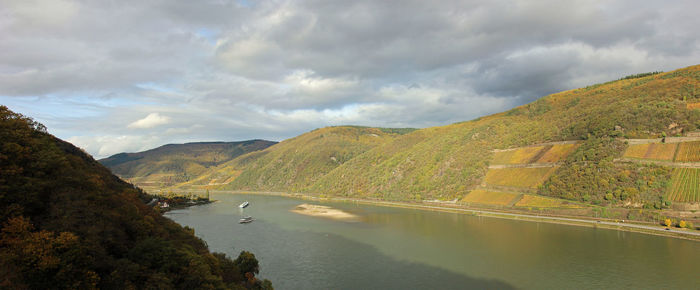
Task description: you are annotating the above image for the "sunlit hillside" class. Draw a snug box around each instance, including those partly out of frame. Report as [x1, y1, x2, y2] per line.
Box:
[99, 140, 276, 190]
[102, 65, 700, 212]
[221, 126, 417, 192]
[245, 65, 700, 208]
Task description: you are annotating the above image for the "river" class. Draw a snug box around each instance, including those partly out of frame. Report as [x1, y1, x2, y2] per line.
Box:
[165, 193, 699, 289]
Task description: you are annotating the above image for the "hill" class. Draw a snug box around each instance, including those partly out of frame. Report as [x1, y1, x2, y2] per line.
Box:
[230, 65, 700, 212]
[99, 140, 276, 190]
[0, 106, 272, 289]
[221, 126, 417, 192]
[96, 65, 700, 223]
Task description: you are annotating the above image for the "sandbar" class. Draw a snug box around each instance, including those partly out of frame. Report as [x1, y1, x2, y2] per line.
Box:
[291, 203, 359, 221]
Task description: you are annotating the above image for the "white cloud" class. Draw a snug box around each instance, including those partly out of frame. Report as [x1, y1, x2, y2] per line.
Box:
[127, 113, 171, 129]
[284, 70, 358, 94]
[67, 135, 164, 158]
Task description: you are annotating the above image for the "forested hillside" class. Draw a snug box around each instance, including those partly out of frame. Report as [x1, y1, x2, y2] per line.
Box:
[0, 106, 272, 289]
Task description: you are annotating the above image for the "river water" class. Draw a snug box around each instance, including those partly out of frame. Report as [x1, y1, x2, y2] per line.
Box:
[165, 193, 699, 289]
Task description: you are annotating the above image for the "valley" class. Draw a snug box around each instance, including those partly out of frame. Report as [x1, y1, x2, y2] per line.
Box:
[102, 65, 700, 232]
[6, 2, 700, 288]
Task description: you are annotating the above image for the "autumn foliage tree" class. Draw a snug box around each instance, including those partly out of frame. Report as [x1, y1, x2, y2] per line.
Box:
[0, 106, 272, 289]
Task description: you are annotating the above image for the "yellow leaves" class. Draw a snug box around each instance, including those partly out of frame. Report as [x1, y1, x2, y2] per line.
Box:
[461, 190, 520, 206]
[491, 147, 544, 165]
[623, 143, 677, 161]
[624, 144, 650, 159]
[686, 102, 700, 110]
[1, 216, 34, 239]
[675, 141, 700, 162]
[515, 195, 581, 208]
[1, 216, 80, 272]
[536, 144, 579, 163]
[492, 144, 578, 165]
[485, 167, 559, 189]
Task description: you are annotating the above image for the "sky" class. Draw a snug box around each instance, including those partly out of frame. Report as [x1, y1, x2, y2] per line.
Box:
[1, 0, 699, 159]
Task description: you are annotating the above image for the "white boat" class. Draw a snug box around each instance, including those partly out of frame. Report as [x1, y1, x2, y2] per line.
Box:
[239, 201, 249, 208]
[239, 216, 254, 224]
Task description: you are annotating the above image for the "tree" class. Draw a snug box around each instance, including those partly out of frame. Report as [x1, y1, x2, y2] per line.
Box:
[213, 253, 243, 284]
[664, 218, 672, 227]
[0, 217, 99, 289]
[233, 251, 260, 275]
[684, 221, 694, 229]
[0, 106, 271, 289]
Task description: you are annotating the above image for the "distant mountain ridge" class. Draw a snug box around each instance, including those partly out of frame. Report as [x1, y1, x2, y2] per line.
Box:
[99, 139, 276, 190]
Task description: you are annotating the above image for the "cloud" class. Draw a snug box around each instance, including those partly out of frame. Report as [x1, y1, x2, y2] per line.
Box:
[67, 135, 164, 158]
[128, 113, 171, 129]
[1, 0, 700, 158]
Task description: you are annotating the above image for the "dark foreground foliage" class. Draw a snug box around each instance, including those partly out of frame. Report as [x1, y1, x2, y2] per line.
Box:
[0, 106, 271, 289]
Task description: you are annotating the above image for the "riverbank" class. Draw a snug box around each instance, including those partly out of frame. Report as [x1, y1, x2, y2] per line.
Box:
[155, 197, 215, 213]
[213, 190, 700, 242]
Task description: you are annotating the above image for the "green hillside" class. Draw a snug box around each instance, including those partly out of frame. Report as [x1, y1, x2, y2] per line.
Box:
[102, 65, 700, 213]
[99, 140, 276, 190]
[233, 65, 700, 209]
[222, 126, 416, 192]
[0, 106, 272, 289]
[168, 150, 270, 191]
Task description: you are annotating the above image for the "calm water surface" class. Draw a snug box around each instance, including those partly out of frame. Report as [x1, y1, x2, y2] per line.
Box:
[165, 194, 700, 289]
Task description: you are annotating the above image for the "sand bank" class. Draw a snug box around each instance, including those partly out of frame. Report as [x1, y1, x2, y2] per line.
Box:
[291, 203, 359, 221]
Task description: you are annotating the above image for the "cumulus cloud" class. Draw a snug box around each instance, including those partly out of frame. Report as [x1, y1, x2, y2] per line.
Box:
[1, 0, 700, 158]
[128, 113, 171, 129]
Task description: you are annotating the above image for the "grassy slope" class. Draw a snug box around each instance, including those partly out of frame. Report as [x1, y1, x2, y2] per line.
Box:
[222, 126, 416, 192]
[99, 140, 276, 188]
[236, 65, 700, 206]
[170, 150, 270, 190]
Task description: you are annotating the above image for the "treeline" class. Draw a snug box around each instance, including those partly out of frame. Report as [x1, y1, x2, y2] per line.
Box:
[620, 71, 663, 80]
[0, 106, 272, 289]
